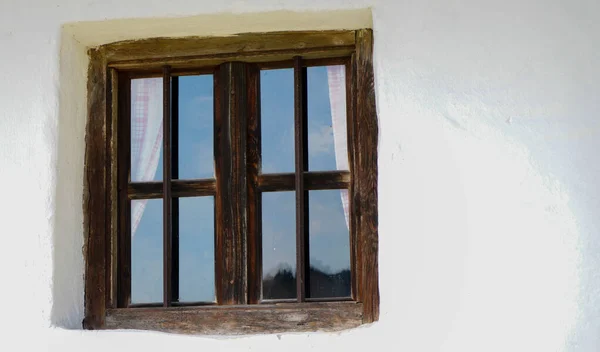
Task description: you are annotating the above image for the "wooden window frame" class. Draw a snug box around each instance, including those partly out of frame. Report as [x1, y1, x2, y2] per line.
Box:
[83, 29, 378, 334]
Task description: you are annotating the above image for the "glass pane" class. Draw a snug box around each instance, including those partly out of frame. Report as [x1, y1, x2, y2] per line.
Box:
[131, 199, 163, 304]
[178, 196, 215, 302]
[307, 65, 348, 171]
[308, 190, 351, 298]
[262, 191, 296, 299]
[260, 69, 295, 174]
[178, 75, 214, 180]
[131, 78, 163, 182]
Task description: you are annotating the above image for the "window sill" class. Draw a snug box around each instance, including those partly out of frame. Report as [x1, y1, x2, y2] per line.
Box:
[104, 301, 363, 334]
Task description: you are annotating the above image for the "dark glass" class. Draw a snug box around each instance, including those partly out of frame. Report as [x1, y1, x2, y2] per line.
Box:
[307, 65, 348, 172]
[262, 191, 296, 299]
[131, 199, 163, 304]
[178, 75, 214, 180]
[308, 190, 351, 298]
[178, 196, 215, 302]
[260, 69, 295, 174]
[130, 78, 163, 182]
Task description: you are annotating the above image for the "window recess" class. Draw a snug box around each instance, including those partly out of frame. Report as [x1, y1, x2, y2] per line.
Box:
[83, 29, 378, 334]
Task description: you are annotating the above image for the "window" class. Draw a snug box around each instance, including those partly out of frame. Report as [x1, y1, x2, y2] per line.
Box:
[83, 30, 378, 334]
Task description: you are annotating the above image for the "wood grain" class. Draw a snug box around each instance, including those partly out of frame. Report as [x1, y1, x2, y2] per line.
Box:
[104, 31, 355, 69]
[215, 62, 248, 305]
[83, 49, 108, 329]
[105, 302, 363, 334]
[246, 65, 262, 304]
[109, 47, 354, 72]
[355, 29, 379, 323]
[128, 179, 216, 199]
[107, 68, 118, 309]
[258, 171, 350, 191]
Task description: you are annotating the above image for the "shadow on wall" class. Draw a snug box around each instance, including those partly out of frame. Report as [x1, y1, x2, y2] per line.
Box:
[51, 28, 88, 329]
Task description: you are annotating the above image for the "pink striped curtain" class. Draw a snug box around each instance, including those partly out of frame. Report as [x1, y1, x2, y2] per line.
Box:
[327, 66, 350, 228]
[130, 78, 163, 237]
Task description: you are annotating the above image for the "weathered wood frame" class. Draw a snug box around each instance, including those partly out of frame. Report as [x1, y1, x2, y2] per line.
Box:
[83, 29, 378, 334]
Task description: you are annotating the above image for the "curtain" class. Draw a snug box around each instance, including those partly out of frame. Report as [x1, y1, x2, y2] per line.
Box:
[327, 66, 350, 228]
[130, 78, 163, 237]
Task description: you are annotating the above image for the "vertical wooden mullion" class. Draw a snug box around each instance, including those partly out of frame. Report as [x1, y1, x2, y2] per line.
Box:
[346, 57, 359, 301]
[107, 68, 119, 309]
[215, 62, 248, 305]
[162, 66, 173, 307]
[247, 64, 262, 304]
[294, 56, 309, 302]
[355, 29, 379, 322]
[171, 76, 180, 303]
[117, 72, 132, 309]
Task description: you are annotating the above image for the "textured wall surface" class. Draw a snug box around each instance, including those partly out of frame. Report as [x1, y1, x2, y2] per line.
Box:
[0, 1, 598, 351]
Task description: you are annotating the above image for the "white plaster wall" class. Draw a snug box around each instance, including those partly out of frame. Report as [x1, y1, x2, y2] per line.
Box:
[0, 0, 598, 351]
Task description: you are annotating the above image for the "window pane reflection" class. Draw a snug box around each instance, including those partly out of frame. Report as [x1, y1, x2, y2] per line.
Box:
[131, 199, 163, 304]
[178, 196, 215, 303]
[260, 69, 295, 174]
[262, 191, 296, 299]
[178, 75, 214, 180]
[307, 65, 348, 172]
[308, 190, 351, 298]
